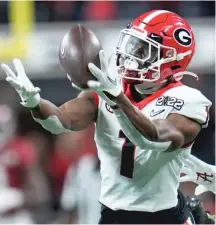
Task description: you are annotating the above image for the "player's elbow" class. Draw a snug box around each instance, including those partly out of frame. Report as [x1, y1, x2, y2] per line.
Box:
[164, 132, 185, 152]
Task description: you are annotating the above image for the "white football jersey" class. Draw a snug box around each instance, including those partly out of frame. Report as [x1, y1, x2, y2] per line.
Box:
[94, 82, 211, 212]
[61, 155, 101, 224]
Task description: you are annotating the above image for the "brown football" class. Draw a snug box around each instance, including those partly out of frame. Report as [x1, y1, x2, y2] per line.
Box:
[59, 24, 102, 88]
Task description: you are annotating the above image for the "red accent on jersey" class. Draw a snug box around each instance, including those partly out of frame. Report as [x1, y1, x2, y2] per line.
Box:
[123, 81, 183, 110]
[184, 220, 191, 225]
[91, 91, 99, 107]
[181, 141, 194, 149]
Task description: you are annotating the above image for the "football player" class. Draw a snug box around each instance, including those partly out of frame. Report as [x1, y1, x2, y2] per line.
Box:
[1, 10, 212, 224]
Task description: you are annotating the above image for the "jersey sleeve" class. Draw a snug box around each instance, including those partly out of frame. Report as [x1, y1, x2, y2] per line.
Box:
[169, 88, 212, 128]
[91, 91, 99, 107]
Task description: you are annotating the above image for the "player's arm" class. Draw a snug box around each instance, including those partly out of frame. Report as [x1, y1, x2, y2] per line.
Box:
[111, 93, 203, 152]
[1, 60, 97, 134]
[113, 93, 200, 150]
[86, 50, 211, 152]
[31, 90, 97, 133]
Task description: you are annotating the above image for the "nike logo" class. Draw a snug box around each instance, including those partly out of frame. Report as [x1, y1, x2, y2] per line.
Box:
[107, 76, 117, 86]
[150, 109, 165, 117]
[150, 34, 159, 38]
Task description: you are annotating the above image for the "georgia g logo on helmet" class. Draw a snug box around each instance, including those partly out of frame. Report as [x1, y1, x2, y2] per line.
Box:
[173, 28, 192, 47]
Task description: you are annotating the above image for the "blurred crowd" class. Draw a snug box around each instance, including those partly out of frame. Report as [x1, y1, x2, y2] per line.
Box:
[34, 1, 215, 21]
[0, 1, 215, 24]
[0, 104, 98, 223]
[0, 0, 214, 224]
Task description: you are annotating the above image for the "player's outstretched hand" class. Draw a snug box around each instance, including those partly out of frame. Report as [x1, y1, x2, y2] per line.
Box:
[88, 50, 122, 101]
[1, 59, 40, 108]
[71, 81, 117, 107]
[180, 154, 216, 195]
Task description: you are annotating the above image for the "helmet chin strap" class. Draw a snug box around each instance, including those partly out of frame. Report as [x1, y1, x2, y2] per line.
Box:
[134, 70, 199, 95]
[172, 71, 199, 81]
[135, 85, 161, 95]
[117, 48, 198, 95]
[135, 79, 166, 95]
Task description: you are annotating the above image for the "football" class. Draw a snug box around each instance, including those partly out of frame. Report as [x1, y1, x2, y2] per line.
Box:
[59, 24, 102, 88]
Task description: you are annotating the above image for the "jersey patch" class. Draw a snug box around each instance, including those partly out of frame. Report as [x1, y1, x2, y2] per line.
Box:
[156, 95, 184, 110]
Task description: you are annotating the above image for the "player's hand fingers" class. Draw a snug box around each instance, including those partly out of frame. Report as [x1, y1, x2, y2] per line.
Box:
[87, 80, 101, 89]
[6, 77, 21, 90]
[1, 64, 17, 79]
[88, 63, 104, 80]
[99, 50, 108, 72]
[29, 87, 41, 96]
[13, 58, 26, 76]
[179, 175, 195, 183]
[195, 184, 209, 195]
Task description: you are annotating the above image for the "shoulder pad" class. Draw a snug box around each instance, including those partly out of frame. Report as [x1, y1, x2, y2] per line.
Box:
[165, 85, 212, 127]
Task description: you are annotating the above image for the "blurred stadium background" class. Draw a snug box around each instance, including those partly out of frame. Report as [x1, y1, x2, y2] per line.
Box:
[0, 1, 214, 224]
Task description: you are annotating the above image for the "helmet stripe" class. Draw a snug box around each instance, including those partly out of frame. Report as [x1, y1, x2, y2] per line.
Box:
[139, 10, 170, 29]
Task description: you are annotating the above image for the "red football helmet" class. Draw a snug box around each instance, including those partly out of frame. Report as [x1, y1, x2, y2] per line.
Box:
[116, 10, 197, 92]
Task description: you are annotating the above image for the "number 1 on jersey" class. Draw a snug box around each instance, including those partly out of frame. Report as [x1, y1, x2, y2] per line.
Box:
[119, 130, 136, 179]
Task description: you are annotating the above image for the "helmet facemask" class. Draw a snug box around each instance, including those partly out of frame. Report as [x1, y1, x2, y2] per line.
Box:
[116, 28, 178, 84]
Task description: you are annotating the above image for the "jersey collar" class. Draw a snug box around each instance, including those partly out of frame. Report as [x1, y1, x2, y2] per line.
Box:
[123, 81, 183, 110]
